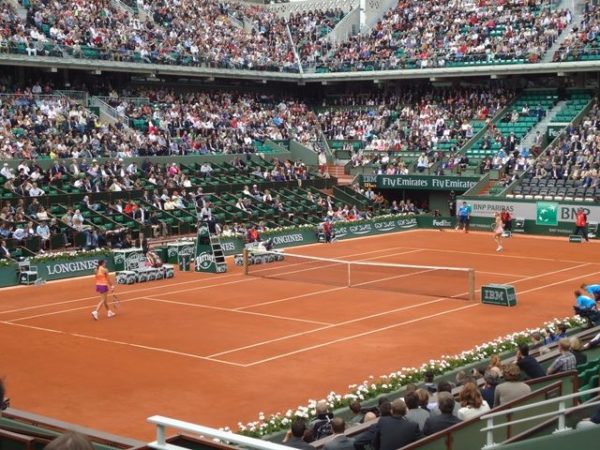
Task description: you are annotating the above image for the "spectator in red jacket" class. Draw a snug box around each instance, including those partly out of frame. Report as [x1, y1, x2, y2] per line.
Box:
[247, 225, 259, 243]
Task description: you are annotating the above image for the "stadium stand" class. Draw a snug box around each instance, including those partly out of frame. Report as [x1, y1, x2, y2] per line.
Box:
[313, 0, 573, 72]
[2, 1, 600, 448]
[324, 87, 512, 174]
[0, 0, 592, 73]
[508, 99, 600, 201]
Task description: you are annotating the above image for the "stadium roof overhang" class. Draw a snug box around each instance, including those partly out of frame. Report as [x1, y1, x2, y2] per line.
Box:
[1, 54, 600, 83]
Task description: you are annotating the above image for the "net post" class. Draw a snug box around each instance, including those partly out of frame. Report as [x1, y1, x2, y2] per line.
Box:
[468, 269, 475, 301]
[242, 248, 249, 276]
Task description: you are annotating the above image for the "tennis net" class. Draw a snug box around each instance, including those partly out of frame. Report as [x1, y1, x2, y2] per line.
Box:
[243, 249, 475, 300]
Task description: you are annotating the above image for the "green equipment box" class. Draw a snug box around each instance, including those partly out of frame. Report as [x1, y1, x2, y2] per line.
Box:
[481, 284, 517, 307]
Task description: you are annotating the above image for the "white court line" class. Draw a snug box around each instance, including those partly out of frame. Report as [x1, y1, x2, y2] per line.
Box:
[142, 296, 333, 326]
[8, 298, 144, 322]
[0, 244, 419, 315]
[399, 245, 597, 265]
[238, 267, 442, 312]
[0, 321, 245, 367]
[7, 257, 591, 325]
[235, 249, 426, 311]
[240, 268, 600, 367]
[3, 263, 597, 368]
[207, 262, 592, 359]
[233, 286, 348, 311]
[207, 297, 451, 358]
[243, 303, 480, 367]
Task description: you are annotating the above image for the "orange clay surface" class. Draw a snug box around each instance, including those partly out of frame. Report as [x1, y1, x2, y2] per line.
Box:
[1, 229, 598, 440]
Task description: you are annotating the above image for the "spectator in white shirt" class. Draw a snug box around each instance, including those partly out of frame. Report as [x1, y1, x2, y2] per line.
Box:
[28, 183, 45, 197]
[200, 163, 213, 178]
[109, 179, 123, 192]
[12, 226, 28, 242]
[36, 221, 51, 252]
[0, 163, 14, 179]
[72, 210, 85, 232]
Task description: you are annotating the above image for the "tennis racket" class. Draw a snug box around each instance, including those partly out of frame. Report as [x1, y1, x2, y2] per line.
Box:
[112, 292, 121, 309]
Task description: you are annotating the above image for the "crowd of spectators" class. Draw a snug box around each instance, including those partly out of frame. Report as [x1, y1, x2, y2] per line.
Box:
[0, 154, 325, 255]
[288, 8, 345, 64]
[0, 83, 328, 159]
[0, 89, 115, 160]
[0, 0, 583, 72]
[0, 0, 349, 71]
[525, 103, 600, 186]
[278, 327, 598, 449]
[328, 87, 512, 173]
[316, 0, 572, 71]
[552, 1, 599, 63]
[116, 89, 321, 153]
[1, 83, 515, 164]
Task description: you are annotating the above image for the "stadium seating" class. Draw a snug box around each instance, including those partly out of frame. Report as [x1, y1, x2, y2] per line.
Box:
[313, 0, 572, 72]
[0, 0, 587, 73]
[507, 96, 599, 201]
[461, 90, 560, 172]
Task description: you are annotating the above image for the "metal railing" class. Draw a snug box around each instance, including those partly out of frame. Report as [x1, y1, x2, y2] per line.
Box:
[111, 0, 136, 15]
[89, 96, 125, 121]
[266, 0, 358, 18]
[480, 386, 600, 449]
[94, 96, 150, 107]
[55, 90, 89, 104]
[147, 415, 292, 450]
[325, 6, 360, 44]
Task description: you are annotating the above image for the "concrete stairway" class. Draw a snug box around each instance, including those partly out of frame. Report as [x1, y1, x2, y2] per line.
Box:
[519, 100, 566, 151]
[542, 0, 586, 63]
[328, 165, 354, 185]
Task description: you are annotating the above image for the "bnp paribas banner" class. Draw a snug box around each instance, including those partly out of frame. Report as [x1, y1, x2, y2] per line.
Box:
[376, 175, 480, 191]
[460, 198, 600, 225]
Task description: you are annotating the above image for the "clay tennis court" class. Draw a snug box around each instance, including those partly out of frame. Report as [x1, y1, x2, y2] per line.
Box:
[1, 229, 598, 440]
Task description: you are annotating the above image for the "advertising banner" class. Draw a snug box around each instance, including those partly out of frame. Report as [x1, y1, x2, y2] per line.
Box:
[37, 255, 115, 281]
[459, 198, 600, 223]
[376, 175, 480, 191]
[334, 216, 418, 240]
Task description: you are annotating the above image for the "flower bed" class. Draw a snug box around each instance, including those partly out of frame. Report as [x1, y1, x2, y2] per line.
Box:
[236, 315, 588, 437]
